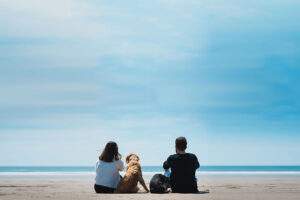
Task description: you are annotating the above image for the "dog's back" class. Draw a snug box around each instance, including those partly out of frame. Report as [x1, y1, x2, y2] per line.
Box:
[116, 161, 140, 193]
[150, 174, 170, 193]
[116, 153, 149, 193]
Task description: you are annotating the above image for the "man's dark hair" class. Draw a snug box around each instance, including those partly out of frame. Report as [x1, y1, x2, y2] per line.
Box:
[175, 137, 187, 151]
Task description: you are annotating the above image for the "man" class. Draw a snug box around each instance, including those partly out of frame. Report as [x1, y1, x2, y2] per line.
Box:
[163, 137, 199, 193]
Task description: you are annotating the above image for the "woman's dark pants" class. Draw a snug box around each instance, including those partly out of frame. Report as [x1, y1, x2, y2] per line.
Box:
[94, 184, 115, 193]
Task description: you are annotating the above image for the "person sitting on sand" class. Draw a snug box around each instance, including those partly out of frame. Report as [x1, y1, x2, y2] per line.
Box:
[163, 137, 200, 193]
[94, 141, 124, 193]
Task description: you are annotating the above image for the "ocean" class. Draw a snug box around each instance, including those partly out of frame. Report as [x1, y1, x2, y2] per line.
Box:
[1, 166, 300, 175]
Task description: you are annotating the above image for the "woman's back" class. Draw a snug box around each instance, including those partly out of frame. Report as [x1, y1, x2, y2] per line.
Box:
[95, 159, 124, 189]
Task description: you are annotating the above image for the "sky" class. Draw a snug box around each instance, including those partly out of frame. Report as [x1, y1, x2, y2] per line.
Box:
[0, 0, 300, 166]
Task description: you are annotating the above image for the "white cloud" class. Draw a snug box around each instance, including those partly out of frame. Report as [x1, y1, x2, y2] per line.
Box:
[0, 83, 96, 106]
[0, 0, 73, 19]
[0, 0, 107, 39]
[0, 114, 208, 165]
[0, 0, 208, 65]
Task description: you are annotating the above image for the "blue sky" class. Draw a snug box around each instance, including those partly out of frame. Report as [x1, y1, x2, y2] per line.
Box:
[0, 0, 300, 166]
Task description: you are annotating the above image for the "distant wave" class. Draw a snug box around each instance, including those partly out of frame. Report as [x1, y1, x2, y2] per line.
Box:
[1, 171, 300, 176]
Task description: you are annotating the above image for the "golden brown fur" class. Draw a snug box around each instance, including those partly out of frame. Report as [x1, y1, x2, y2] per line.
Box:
[116, 154, 149, 193]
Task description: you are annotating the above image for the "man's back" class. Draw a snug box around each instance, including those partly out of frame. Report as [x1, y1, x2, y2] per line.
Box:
[163, 153, 199, 193]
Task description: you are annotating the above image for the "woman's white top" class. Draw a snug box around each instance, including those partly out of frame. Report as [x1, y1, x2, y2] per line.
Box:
[95, 159, 124, 188]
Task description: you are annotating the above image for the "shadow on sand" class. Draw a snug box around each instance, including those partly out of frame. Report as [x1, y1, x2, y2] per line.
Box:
[197, 189, 210, 194]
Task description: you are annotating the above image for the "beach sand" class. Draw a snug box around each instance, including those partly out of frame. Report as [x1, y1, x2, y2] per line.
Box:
[1, 173, 300, 200]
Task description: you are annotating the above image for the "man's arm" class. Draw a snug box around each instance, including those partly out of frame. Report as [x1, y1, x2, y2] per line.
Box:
[163, 161, 169, 170]
[194, 155, 200, 170]
[163, 156, 171, 170]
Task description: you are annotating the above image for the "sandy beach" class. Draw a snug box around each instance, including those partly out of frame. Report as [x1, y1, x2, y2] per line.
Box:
[1, 173, 300, 200]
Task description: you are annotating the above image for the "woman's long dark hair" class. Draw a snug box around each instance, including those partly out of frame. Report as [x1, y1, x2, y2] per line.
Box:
[99, 141, 121, 162]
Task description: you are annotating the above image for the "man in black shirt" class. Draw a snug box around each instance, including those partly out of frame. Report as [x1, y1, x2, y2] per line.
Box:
[163, 137, 199, 193]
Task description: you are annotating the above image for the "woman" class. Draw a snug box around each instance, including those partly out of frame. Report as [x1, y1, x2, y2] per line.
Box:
[94, 141, 124, 193]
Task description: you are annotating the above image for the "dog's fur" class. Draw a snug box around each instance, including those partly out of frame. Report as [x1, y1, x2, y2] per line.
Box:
[116, 153, 149, 193]
[149, 174, 170, 193]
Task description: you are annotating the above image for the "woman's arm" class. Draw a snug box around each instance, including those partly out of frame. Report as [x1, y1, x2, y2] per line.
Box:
[116, 160, 125, 171]
[95, 161, 100, 173]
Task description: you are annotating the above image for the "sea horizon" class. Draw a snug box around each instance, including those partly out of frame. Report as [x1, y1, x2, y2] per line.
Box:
[1, 165, 300, 175]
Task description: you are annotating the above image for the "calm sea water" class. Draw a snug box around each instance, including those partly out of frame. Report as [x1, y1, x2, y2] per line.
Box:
[1, 166, 300, 173]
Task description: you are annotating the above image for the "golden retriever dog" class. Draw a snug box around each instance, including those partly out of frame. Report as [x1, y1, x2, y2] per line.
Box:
[116, 153, 149, 193]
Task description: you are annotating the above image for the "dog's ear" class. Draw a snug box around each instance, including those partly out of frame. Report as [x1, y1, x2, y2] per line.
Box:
[126, 154, 133, 163]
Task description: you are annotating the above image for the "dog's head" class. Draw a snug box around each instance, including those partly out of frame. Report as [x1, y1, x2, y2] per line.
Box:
[126, 153, 140, 164]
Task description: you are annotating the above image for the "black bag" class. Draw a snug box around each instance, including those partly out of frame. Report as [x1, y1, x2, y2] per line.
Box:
[149, 174, 170, 193]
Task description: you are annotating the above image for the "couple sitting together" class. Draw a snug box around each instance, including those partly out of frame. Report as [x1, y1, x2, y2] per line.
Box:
[94, 137, 200, 194]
